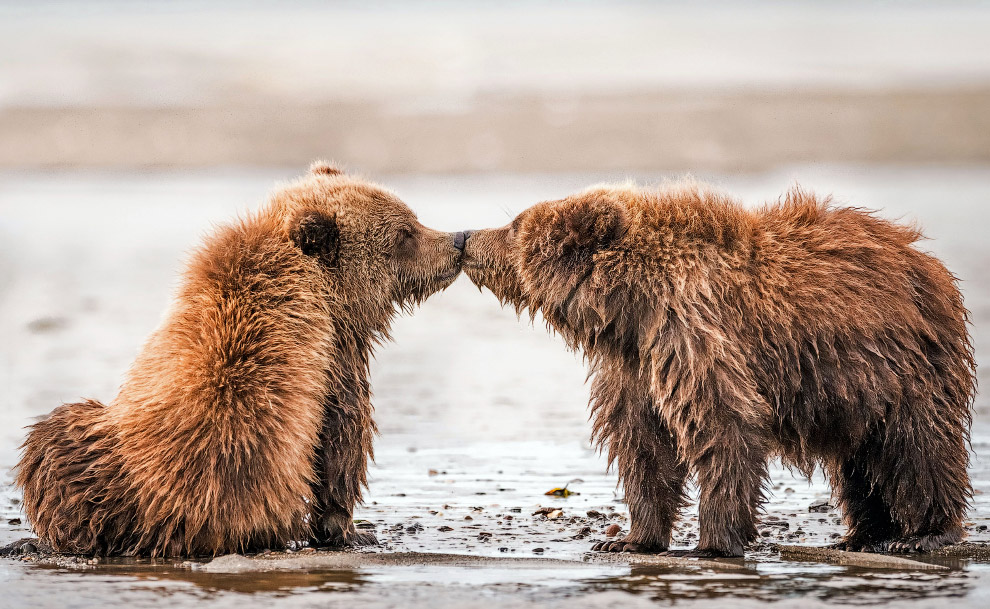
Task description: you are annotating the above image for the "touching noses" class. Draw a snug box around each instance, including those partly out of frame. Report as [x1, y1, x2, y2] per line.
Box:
[453, 230, 475, 251]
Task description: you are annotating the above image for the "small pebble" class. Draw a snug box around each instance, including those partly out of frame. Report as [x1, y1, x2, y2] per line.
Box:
[605, 524, 621, 537]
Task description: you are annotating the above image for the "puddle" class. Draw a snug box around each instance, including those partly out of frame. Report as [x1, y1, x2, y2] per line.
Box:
[5, 552, 988, 608]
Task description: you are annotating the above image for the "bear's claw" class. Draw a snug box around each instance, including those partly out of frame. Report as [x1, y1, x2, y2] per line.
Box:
[309, 528, 378, 550]
[660, 547, 736, 559]
[348, 530, 379, 547]
[591, 538, 664, 553]
[831, 533, 954, 554]
[828, 539, 880, 553]
[884, 536, 946, 554]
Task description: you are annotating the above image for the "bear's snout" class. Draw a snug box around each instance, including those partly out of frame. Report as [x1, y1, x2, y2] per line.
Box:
[453, 231, 468, 251]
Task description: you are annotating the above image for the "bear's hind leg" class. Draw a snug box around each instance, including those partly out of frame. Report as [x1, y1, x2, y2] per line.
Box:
[876, 410, 970, 554]
[653, 357, 771, 557]
[834, 413, 970, 554]
[15, 400, 132, 555]
[830, 449, 900, 552]
[690, 436, 768, 557]
[590, 389, 688, 553]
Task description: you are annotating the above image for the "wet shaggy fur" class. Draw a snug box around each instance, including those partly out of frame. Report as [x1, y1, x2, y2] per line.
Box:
[463, 181, 976, 557]
[12, 162, 463, 557]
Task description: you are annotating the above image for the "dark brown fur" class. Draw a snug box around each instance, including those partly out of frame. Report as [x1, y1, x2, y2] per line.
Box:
[12, 163, 463, 557]
[463, 181, 976, 557]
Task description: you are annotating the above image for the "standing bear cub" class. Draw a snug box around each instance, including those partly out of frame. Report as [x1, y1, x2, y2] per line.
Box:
[463, 181, 975, 557]
[11, 163, 464, 557]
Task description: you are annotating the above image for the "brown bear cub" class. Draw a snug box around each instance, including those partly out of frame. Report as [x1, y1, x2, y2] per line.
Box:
[463, 181, 975, 557]
[10, 163, 464, 557]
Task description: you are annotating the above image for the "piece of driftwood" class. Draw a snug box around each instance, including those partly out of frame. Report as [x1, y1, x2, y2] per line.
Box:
[777, 545, 949, 570]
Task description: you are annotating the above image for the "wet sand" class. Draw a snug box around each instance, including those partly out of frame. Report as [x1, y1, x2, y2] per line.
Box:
[1, 166, 989, 606]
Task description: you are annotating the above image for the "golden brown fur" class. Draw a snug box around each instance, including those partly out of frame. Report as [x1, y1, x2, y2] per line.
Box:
[463, 181, 976, 557]
[12, 163, 463, 557]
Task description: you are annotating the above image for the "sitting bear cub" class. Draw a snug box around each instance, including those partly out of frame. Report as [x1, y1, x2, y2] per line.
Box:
[11, 163, 464, 557]
[463, 181, 975, 557]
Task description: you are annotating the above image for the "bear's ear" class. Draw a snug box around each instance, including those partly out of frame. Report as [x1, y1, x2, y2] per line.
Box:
[556, 196, 628, 255]
[309, 160, 343, 176]
[290, 211, 340, 264]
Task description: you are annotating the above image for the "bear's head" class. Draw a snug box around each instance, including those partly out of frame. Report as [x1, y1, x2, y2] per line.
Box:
[275, 161, 464, 332]
[463, 186, 637, 357]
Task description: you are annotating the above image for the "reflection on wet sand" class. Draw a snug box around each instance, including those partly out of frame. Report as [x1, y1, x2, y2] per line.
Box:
[12, 550, 985, 607]
[585, 561, 976, 605]
[33, 558, 368, 595]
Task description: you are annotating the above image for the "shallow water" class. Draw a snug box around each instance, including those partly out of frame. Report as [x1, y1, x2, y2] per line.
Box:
[1, 166, 989, 607]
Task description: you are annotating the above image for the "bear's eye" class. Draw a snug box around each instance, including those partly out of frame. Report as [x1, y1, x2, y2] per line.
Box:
[395, 227, 416, 256]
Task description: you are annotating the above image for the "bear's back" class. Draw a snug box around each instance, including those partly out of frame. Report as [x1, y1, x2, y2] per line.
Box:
[108, 211, 333, 554]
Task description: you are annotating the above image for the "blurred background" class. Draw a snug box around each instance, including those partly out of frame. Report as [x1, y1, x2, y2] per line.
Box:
[3, 2, 990, 604]
[2, 0, 990, 570]
[2, 0, 990, 171]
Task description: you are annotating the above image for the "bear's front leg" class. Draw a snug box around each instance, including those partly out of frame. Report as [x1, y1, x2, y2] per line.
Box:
[657, 359, 772, 558]
[588, 372, 688, 553]
[309, 395, 378, 548]
[686, 414, 769, 557]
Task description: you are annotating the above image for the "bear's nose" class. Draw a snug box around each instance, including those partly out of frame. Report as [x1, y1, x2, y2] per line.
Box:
[453, 231, 467, 251]
[463, 230, 476, 241]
